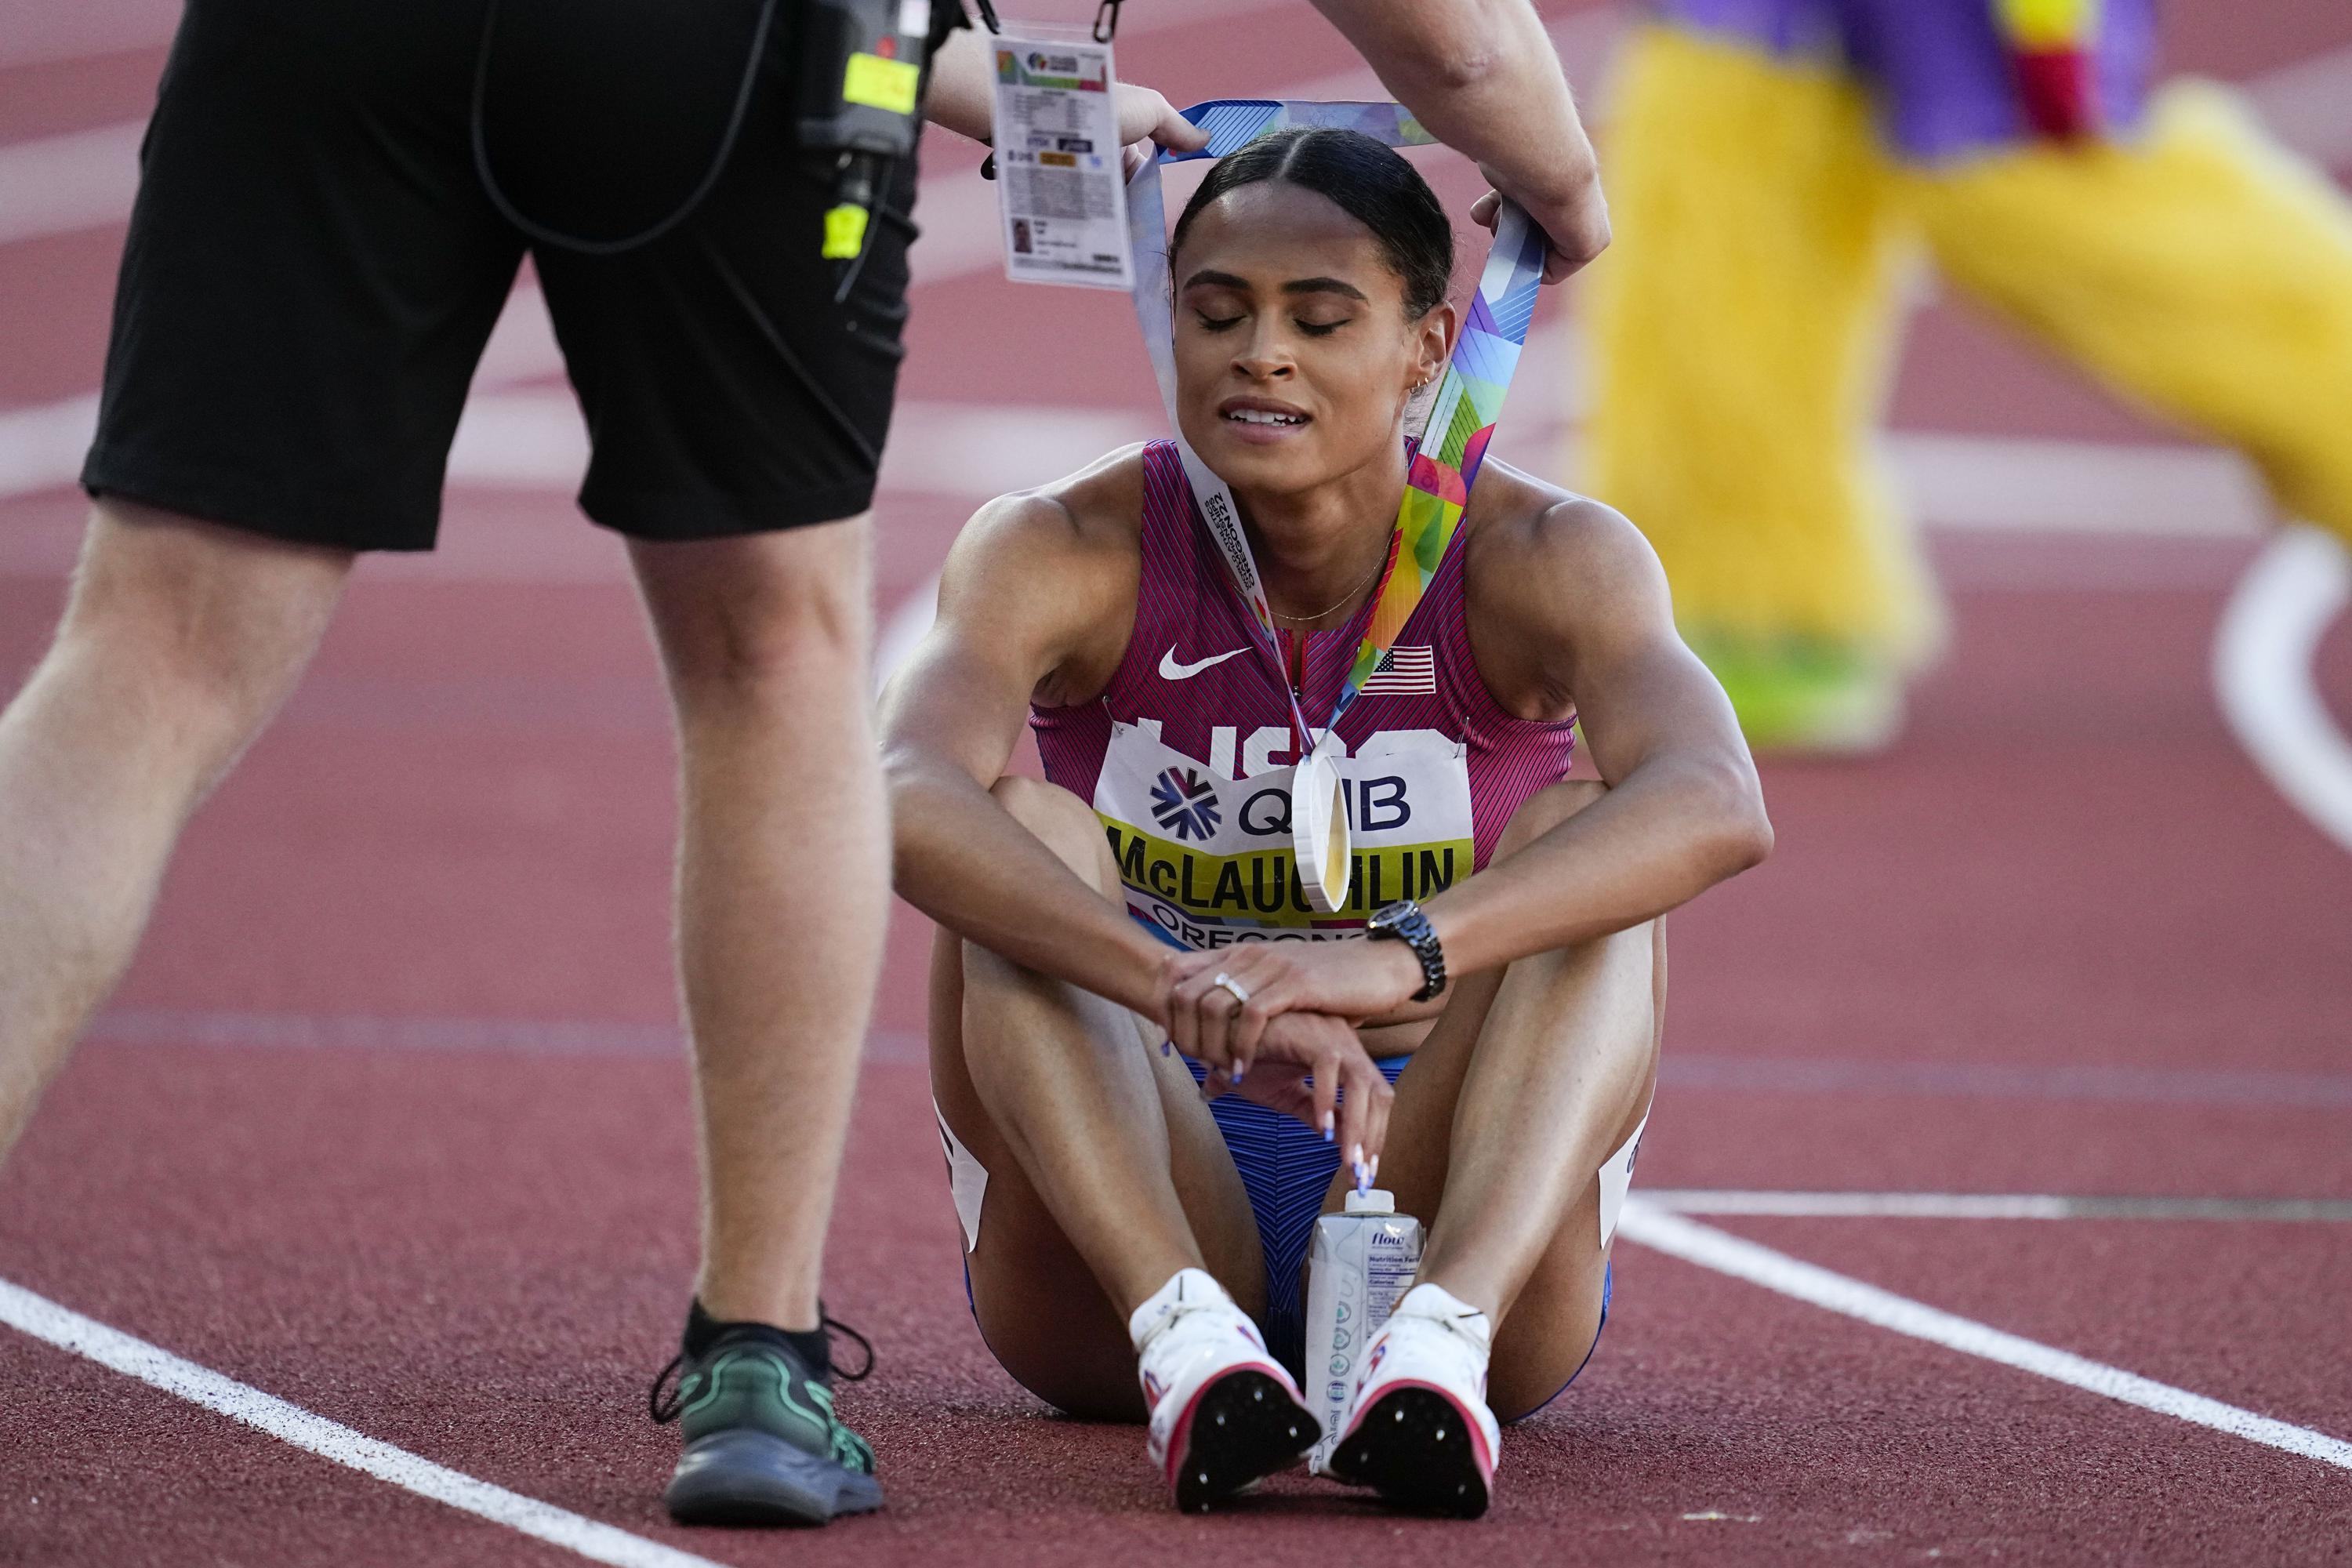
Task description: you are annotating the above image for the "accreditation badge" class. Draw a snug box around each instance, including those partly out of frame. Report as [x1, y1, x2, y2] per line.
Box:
[1290, 744, 1351, 915]
[987, 26, 1134, 289]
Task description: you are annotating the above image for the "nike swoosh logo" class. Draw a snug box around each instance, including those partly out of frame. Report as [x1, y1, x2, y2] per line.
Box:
[1159, 644, 1247, 681]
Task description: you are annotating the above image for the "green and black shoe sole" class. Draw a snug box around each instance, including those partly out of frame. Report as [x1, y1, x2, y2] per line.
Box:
[665, 1428, 884, 1526]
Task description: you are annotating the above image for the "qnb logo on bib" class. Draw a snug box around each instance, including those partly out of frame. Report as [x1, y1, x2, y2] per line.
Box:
[1093, 718, 1475, 946]
[1149, 766, 1221, 840]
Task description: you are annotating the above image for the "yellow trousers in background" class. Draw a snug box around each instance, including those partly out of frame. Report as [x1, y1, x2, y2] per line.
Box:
[1581, 24, 2352, 670]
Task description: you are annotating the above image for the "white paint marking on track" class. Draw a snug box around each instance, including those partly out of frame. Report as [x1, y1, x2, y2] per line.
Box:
[0, 122, 146, 247]
[2213, 526, 2352, 857]
[1637, 1190, 2352, 1221]
[0, 391, 99, 502]
[1886, 430, 2267, 538]
[0, 1277, 735, 1568]
[1615, 1201, 2352, 1472]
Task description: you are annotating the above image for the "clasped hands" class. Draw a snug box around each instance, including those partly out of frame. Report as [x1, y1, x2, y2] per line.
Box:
[1149, 937, 1425, 1176]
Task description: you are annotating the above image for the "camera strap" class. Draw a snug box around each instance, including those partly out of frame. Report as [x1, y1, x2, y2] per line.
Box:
[470, 0, 779, 256]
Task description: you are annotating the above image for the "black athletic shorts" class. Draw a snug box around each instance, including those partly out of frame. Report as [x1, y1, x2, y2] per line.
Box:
[82, 0, 925, 550]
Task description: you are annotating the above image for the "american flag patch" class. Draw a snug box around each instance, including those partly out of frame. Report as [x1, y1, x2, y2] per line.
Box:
[1359, 645, 1437, 696]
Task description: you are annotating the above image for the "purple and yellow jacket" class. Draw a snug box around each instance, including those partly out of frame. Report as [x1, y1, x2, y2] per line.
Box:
[1657, 0, 2161, 161]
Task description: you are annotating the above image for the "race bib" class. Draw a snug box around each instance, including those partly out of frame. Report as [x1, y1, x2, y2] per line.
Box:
[1093, 721, 1474, 948]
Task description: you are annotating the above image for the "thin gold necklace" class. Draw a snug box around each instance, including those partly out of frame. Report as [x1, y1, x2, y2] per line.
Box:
[1269, 552, 1385, 626]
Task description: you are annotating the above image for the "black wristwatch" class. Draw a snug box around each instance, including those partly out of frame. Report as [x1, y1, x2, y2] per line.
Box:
[1366, 899, 1446, 1003]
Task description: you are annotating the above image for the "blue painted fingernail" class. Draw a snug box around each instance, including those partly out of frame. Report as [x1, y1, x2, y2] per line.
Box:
[1162, 1040, 1171, 1056]
[1232, 1065, 1245, 1083]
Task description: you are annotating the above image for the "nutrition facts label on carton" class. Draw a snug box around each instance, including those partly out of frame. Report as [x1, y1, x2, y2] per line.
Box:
[988, 31, 1134, 289]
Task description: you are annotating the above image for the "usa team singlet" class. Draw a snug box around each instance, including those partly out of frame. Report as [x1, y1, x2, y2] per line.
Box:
[1032, 441, 1580, 949]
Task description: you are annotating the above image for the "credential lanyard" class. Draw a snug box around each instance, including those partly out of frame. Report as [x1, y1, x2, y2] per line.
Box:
[1125, 100, 1548, 760]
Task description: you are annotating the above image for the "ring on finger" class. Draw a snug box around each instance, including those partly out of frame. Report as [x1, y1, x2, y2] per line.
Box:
[1210, 972, 1250, 1007]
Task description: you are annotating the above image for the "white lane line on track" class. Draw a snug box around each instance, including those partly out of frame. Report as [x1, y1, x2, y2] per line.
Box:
[1638, 1191, 2352, 1221]
[0, 122, 145, 247]
[0, 391, 100, 500]
[1614, 1201, 2352, 1473]
[0, 1277, 733, 1568]
[2213, 526, 2352, 857]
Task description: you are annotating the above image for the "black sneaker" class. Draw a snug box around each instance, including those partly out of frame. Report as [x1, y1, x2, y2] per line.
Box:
[649, 1306, 882, 1526]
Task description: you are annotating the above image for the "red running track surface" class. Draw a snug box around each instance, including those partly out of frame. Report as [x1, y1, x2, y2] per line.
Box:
[3, 3, 2351, 1563]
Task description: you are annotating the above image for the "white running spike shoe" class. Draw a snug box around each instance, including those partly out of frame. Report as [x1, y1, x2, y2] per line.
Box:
[1127, 1268, 1318, 1512]
[1327, 1282, 1502, 1517]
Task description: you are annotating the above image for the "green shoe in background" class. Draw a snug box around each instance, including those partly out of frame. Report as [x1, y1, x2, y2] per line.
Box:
[650, 1307, 881, 1527]
[1687, 633, 1907, 757]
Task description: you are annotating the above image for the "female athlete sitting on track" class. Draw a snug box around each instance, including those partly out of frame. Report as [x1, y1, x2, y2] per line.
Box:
[880, 127, 1769, 1516]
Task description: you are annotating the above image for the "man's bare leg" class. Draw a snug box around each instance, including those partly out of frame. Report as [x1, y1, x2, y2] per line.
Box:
[629, 516, 887, 1333]
[0, 503, 350, 1164]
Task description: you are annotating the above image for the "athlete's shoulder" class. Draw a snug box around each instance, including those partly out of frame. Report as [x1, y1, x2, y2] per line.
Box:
[1464, 460, 1661, 615]
[959, 443, 1149, 561]
[1460, 463, 1671, 716]
[944, 444, 1145, 596]
[935, 446, 1150, 702]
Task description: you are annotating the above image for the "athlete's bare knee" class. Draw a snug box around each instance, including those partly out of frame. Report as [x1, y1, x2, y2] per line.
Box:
[989, 775, 1119, 894]
[1494, 779, 1606, 860]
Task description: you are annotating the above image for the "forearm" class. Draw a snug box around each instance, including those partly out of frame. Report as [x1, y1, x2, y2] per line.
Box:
[889, 763, 1172, 1017]
[1426, 760, 1769, 978]
[923, 26, 994, 144]
[1315, 0, 1598, 210]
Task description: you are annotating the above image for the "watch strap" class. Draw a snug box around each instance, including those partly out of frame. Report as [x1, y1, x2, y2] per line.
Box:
[1369, 899, 1446, 1003]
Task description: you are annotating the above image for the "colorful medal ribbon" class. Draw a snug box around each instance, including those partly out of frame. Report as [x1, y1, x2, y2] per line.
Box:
[1127, 100, 1548, 754]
